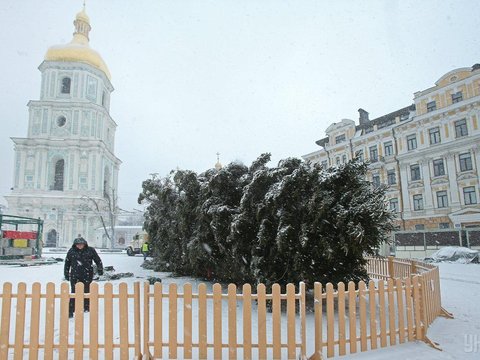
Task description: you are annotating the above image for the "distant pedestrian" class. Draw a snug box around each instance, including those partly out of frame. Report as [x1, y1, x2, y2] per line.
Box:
[142, 241, 151, 261]
[64, 235, 103, 318]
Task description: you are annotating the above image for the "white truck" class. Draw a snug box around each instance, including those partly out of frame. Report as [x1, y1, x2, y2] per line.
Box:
[126, 231, 149, 256]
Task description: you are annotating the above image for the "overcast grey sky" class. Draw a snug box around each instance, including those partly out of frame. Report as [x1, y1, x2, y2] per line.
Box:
[0, 0, 479, 210]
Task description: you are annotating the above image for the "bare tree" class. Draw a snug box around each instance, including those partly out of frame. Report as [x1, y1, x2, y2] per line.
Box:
[82, 186, 118, 249]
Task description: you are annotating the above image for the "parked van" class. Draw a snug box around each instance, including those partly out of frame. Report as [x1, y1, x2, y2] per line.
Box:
[126, 231, 149, 256]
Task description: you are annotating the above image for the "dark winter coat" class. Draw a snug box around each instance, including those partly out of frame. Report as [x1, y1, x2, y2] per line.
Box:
[64, 242, 103, 282]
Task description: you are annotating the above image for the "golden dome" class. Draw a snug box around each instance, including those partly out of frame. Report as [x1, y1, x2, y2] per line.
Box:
[45, 45, 111, 80]
[44, 7, 111, 80]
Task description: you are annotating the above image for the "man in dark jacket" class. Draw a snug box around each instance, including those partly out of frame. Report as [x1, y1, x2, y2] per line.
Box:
[64, 235, 103, 317]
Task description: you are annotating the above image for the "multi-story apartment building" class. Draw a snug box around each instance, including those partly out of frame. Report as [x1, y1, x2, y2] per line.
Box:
[303, 64, 480, 231]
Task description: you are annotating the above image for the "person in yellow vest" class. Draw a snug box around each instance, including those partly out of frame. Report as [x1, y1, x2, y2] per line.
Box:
[141, 241, 151, 260]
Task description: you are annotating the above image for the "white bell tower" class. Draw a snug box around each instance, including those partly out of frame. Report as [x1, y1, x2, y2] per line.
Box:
[5, 6, 121, 248]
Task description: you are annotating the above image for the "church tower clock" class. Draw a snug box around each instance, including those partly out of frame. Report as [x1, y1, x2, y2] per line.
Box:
[5, 6, 121, 248]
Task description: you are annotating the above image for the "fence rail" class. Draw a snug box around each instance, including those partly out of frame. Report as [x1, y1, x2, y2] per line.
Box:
[0, 256, 450, 359]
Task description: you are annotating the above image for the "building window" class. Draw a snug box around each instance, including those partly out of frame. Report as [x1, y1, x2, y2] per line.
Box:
[355, 150, 364, 162]
[433, 159, 445, 177]
[53, 159, 64, 191]
[342, 154, 347, 163]
[400, 113, 409, 121]
[387, 169, 396, 185]
[410, 164, 421, 181]
[384, 141, 394, 156]
[321, 160, 328, 168]
[86, 76, 98, 100]
[464, 187, 477, 205]
[57, 116, 66, 127]
[61, 77, 71, 94]
[372, 174, 380, 188]
[455, 119, 468, 137]
[335, 134, 346, 144]
[336, 157, 340, 165]
[426, 101, 437, 112]
[413, 194, 424, 211]
[369, 146, 378, 162]
[407, 134, 417, 150]
[429, 127, 441, 144]
[436, 191, 448, 208]
[459, 152, 473, 172]
[389, 198, 399, 212]
[415, 224, 425, 230]
[439, 222, 450, 229]
[451, 91, 463, 104]
[102, 91, 107, 106]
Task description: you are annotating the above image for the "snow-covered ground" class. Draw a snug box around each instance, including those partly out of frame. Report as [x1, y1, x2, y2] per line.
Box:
[0, 254, 479, 359]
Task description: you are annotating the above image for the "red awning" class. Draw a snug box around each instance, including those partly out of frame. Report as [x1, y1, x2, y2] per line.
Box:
[2, 230, 37, 240]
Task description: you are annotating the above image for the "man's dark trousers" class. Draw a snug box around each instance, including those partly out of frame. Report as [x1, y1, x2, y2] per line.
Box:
[69, 279, 91, 316]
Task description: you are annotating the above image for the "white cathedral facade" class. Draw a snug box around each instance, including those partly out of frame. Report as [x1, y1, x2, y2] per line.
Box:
[5, 7, 121, 248]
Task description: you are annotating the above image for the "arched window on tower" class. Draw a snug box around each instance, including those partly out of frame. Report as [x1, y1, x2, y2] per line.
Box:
[61, 77, 71, 94]
[53, 159, 65, 191]
[103, 166, 111, 198]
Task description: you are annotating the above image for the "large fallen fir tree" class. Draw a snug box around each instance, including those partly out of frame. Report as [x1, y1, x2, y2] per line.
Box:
[138, 154, 395, 287]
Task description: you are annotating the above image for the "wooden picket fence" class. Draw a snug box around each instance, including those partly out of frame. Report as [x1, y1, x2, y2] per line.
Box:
[0, 282, 141, 360]
[0, 281, 307, 359]
[0, 257, 450, 359]
[142, 282, 307, 359]
[310, 256, 452, 359]
[366, 256, 447, 329]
